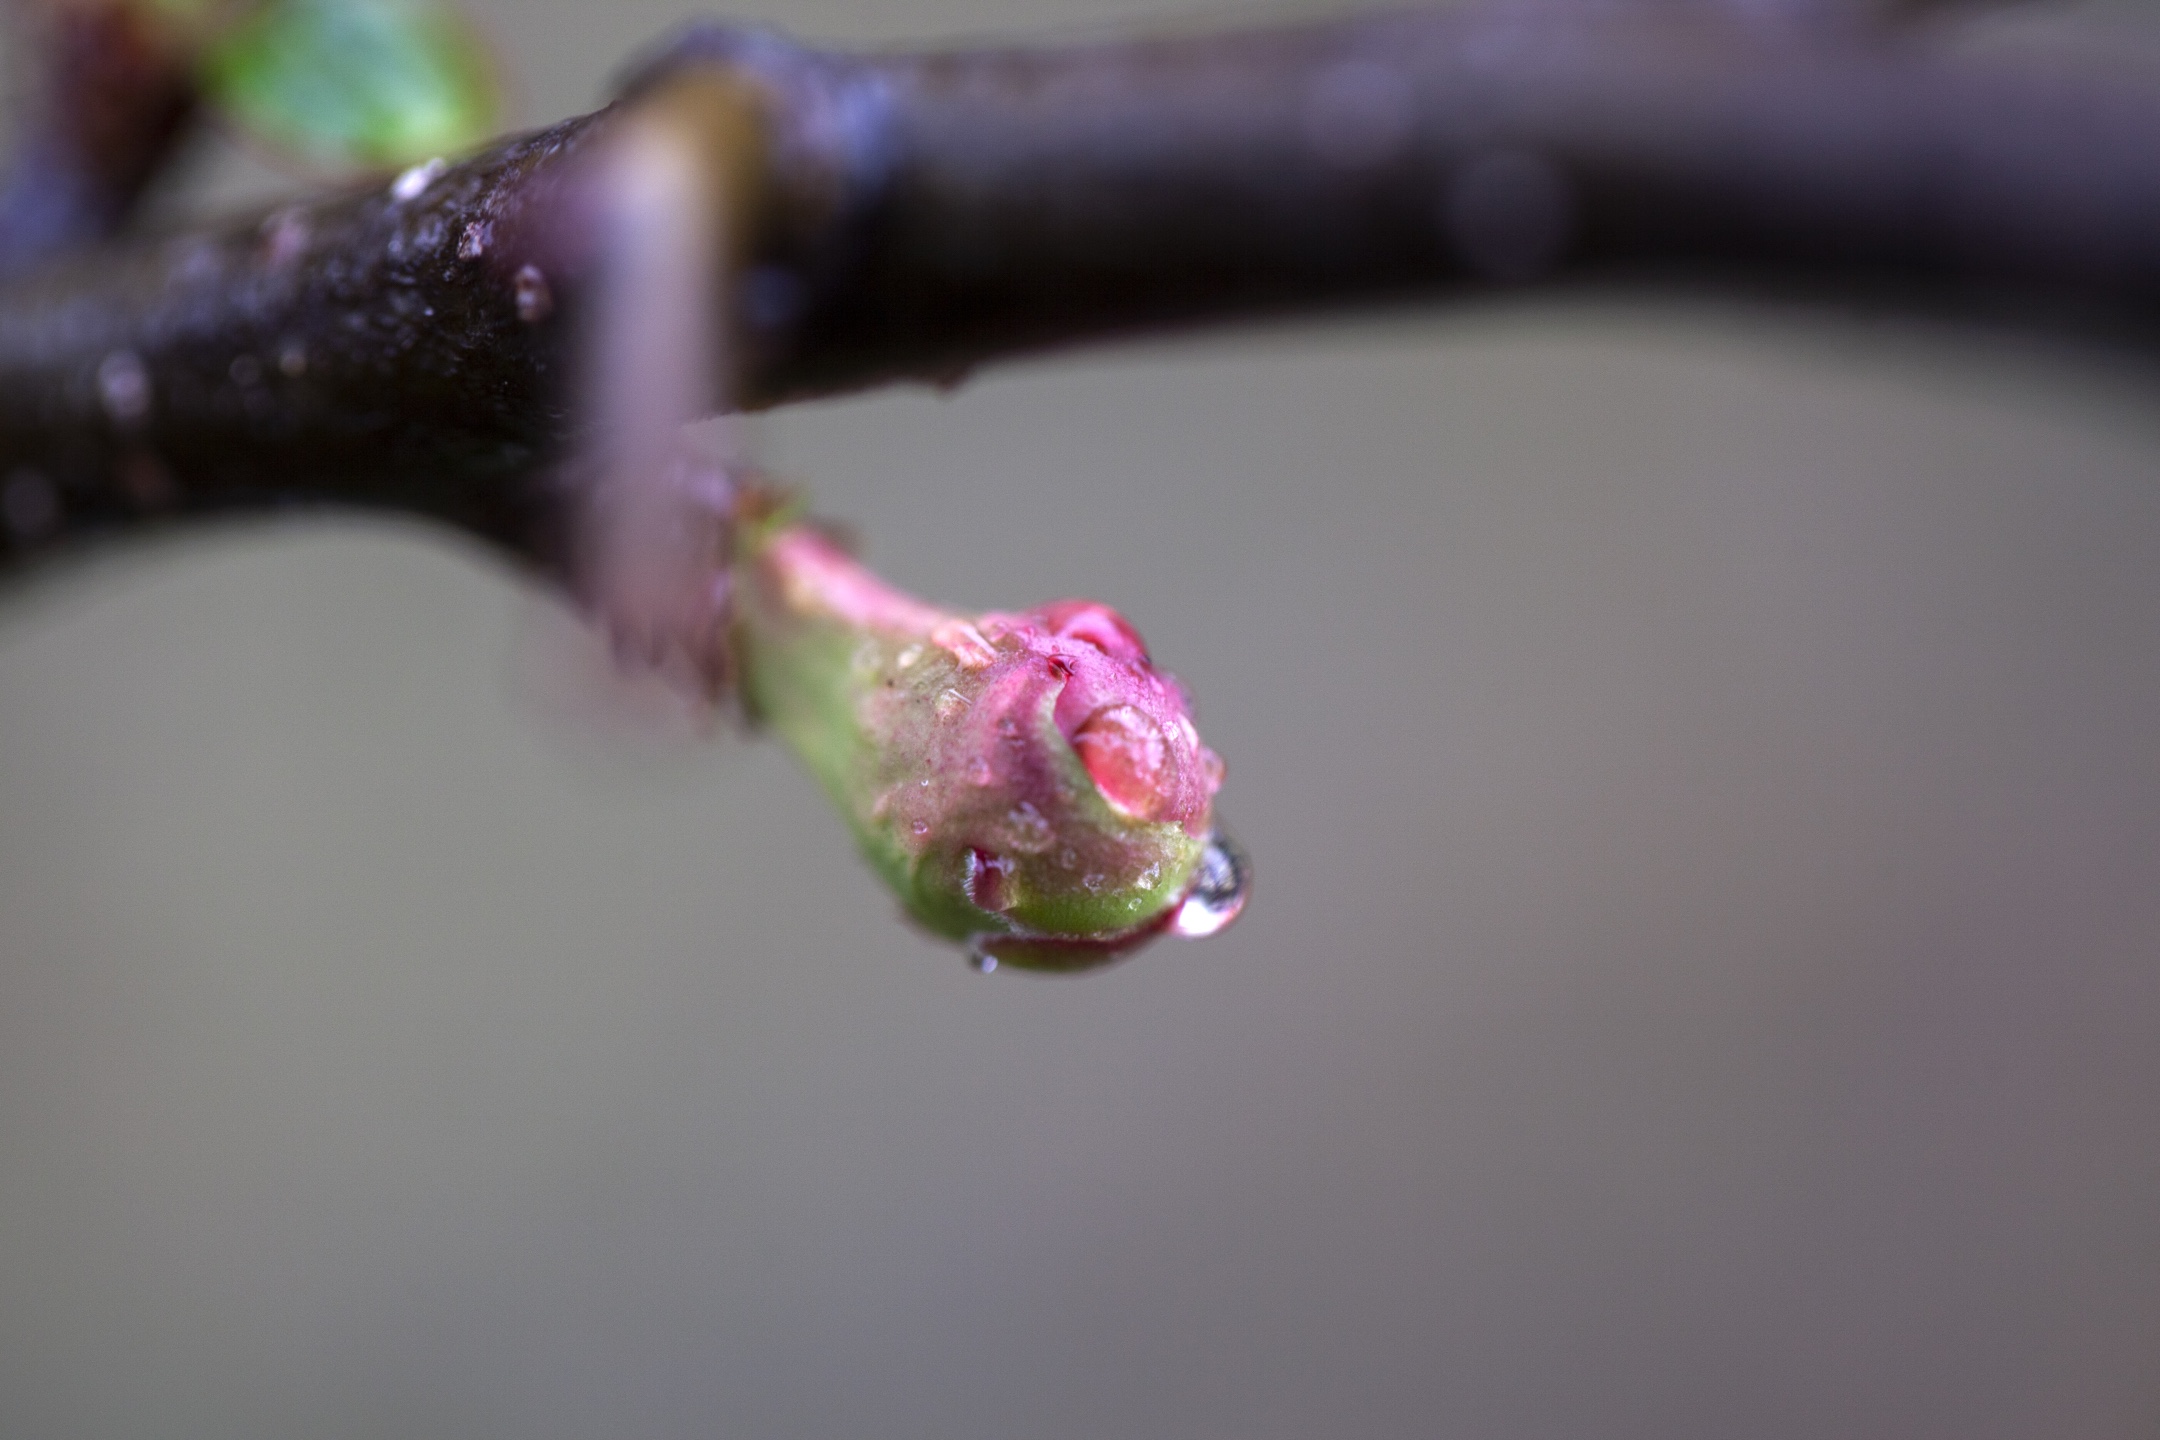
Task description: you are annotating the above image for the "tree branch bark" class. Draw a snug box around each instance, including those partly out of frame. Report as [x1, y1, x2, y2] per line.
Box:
[1, 1, 2156, 581]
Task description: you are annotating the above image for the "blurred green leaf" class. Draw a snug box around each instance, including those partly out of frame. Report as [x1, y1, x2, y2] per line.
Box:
[202, 0, 498, 169]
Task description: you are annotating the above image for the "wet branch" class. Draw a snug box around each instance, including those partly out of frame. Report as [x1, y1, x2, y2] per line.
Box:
[2, 0, 2158, 582]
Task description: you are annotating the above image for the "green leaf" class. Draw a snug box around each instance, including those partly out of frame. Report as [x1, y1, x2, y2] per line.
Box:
[201, 0, 498, 169]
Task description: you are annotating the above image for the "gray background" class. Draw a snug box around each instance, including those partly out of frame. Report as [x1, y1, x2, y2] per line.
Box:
[4, 2, 2159, 1436]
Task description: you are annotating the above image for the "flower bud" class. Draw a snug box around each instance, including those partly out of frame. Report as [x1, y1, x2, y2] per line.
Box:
[730, 509, 1243, 971]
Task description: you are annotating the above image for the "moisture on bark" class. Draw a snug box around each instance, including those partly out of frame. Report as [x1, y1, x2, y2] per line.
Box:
[1, 2, 2158, 578]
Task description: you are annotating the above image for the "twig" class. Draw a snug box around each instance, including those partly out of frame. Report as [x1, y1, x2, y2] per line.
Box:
[1, 1, 2157, 580]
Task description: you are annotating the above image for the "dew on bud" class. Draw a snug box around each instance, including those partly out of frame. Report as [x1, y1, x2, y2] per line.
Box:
[1071, 703, 1173, 820]
[1171, 829, 1250, 938]
[729, 500, 1247, 973]
[998, 801, 1053, 853]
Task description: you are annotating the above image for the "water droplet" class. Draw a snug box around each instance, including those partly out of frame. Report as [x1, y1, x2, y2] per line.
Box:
[999, 801, 1052, 853]
[1072, 704, 1172, 820]
[391, 157, 446, 203]
[969, 946, 999, 975]
[968, 757, 995, 787]
[896, 644, 924, 669]
[1171, 828, 1251, 939]
[513, 264, 553, 323]
[911, 820, 929, 837]
[458, 220, 491, 260]
[96, 350, 150, 425]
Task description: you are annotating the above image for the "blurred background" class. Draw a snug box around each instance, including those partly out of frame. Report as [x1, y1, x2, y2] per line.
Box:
[4, 1, 2160, 1435]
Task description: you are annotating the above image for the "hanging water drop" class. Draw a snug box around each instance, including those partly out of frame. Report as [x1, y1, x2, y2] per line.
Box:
[968, 944, 999, 975]
[1170, 827, 1251, 938]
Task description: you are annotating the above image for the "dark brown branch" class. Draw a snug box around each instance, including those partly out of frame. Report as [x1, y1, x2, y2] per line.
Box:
[2, 1, 2158, 581]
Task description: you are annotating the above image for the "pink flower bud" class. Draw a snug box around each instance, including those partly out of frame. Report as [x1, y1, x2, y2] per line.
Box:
[731, 515, 1246, 971]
